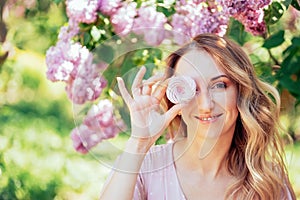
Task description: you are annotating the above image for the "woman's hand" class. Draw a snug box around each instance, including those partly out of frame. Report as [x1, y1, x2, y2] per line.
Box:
[117, 66, 182, 150]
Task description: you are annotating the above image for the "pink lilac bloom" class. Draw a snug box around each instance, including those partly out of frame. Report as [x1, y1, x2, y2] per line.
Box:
[110, 2, 137, 36]
[66, 0, 99, 23]
[217, 0, 271, 35]
[65, 58, 107, 104]
[132, 6, 168, 46]
[171, 1, 229, 45]
[99, 0, 122, 16]
[46, 40, 89, 82]
[70, 124, 102, 154]
[45, 21, 82, 82]
[83, 99, 120, 140]
[236, 8, 266, 36]
[70, 99, 123, 153]
[58, 20, 79, 42]
[218, 0, 271, 15]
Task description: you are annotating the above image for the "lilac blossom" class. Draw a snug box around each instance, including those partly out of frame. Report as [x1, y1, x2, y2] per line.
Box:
[58, 20, 79, 42]
[171, 1, 229, 45]
[71, 99, 124, 154]
[83, 99, 119, 135]
[132, 6, 168, 46]
[46, 40, 89, 82]
[66, 0, 99, 24]
[70, 124, 101, 154]
[218, 0, 271, 15]
[110, 2, 137, 36]
[99, 0, 122, 16]
[65, 59, 107, 104]
[236, 8, 266, 36]
[217, 0, 271, 35]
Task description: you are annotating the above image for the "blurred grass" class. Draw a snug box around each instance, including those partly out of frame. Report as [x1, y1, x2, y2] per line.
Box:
[0, 50, 115, 200]
[286, 141, 300, 198]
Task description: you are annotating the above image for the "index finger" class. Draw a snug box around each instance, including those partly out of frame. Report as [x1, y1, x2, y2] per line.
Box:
[131, 66, 146, 97]
[151, 78, 169, 102]
[117, 77, 133, 107]
[142, 73, 164, 87]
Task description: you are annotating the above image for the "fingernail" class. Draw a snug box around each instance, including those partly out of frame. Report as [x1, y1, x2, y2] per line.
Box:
[116, 77, 122, 82]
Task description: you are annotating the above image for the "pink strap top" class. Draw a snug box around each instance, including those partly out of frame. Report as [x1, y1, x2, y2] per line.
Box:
[133, 142, 186, 200]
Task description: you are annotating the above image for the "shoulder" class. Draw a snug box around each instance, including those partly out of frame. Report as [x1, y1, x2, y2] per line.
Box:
[140, 142, 174, 172]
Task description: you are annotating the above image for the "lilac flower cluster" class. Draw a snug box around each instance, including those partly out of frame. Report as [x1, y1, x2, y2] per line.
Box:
[66, 0, 99, 23]
[46, 22, 107, 104]
[98, 0, 121, 16]
[65, 58, 107, 104]
[71, 100, 124, 154]
[218, 0, 271, 35]
[132, 6, 167, 46]
[171, 1, 229, 44]
[99, 1, 168, 46]
[110, 2, 137, 36]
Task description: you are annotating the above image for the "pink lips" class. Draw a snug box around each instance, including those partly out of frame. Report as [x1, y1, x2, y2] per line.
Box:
[195, 113, 223, 123]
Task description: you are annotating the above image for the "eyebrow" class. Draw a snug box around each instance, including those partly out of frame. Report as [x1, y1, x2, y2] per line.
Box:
[210, 75, 229, 82]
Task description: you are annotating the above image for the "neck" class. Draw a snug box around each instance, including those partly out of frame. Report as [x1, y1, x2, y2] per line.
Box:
[175, 129, 234, 179]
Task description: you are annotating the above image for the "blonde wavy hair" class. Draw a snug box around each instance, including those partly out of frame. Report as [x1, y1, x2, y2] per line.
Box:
[164, 34, 296, 200]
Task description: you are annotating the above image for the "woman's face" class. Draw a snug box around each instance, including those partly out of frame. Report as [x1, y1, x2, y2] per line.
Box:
[175, 49, 239, 139]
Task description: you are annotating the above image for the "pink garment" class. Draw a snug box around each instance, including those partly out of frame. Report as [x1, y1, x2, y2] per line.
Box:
[105, 142, 294, 200]
[133, 142, 186, 200]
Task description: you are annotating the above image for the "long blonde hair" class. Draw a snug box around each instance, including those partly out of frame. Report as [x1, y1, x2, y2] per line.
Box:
[164, 34, 296, 199]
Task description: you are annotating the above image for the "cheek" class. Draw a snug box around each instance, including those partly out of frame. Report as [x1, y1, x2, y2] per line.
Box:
[225, 91, 238, 115]
[213, 91, 238, 111]
[181, 99, 197, 118]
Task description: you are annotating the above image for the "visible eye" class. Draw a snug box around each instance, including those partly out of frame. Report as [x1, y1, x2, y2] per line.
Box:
[211, 82, 227, 89]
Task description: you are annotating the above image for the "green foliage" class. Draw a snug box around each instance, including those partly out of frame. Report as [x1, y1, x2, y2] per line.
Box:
[227, 0, 300, 108]
[278, 36, 300, 105]
[264, 1, 285, 25]
[291, 0, 300, 10]
[227, 19, 252, 46]
[6, 1, 67, 53]
[263, 30, 285, 49]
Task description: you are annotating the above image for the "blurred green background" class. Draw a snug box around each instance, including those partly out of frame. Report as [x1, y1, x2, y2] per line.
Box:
[0, 1, 299, 199]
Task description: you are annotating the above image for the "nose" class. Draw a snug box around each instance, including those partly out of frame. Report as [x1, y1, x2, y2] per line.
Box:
[196, 91, 214, 112]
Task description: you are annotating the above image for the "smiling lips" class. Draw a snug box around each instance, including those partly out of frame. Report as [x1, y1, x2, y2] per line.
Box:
[195, 113, 223, 123]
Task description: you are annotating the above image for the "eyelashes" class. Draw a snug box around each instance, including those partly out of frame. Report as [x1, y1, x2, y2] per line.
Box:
[211, 82, 227, 89]
[196, 81, 227, 94]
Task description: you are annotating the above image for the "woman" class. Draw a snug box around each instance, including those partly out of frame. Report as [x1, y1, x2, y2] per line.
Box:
[100, 34, 296, 199]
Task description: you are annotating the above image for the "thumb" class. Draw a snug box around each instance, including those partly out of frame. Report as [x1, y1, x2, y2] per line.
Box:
[164, 104, 184, 126]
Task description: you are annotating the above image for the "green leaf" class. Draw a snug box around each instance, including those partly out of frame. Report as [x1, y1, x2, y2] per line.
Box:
[279, 76, 300, 97]
[52, 0, 63, 4]
[282, 0, 293, 8]
[156, 6, 176, 17]
[83, 32, 91, 46]
[93, 44, 115, 64]
[291, 0, 300, 10]
[226, 19, 251, 46]
[292, 37, 300, 46]
[263, 30, 285, 49]
[264, 2, 285, 25]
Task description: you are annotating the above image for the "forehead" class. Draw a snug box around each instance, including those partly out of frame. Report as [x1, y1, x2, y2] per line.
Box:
[175, 50, 225, 79]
